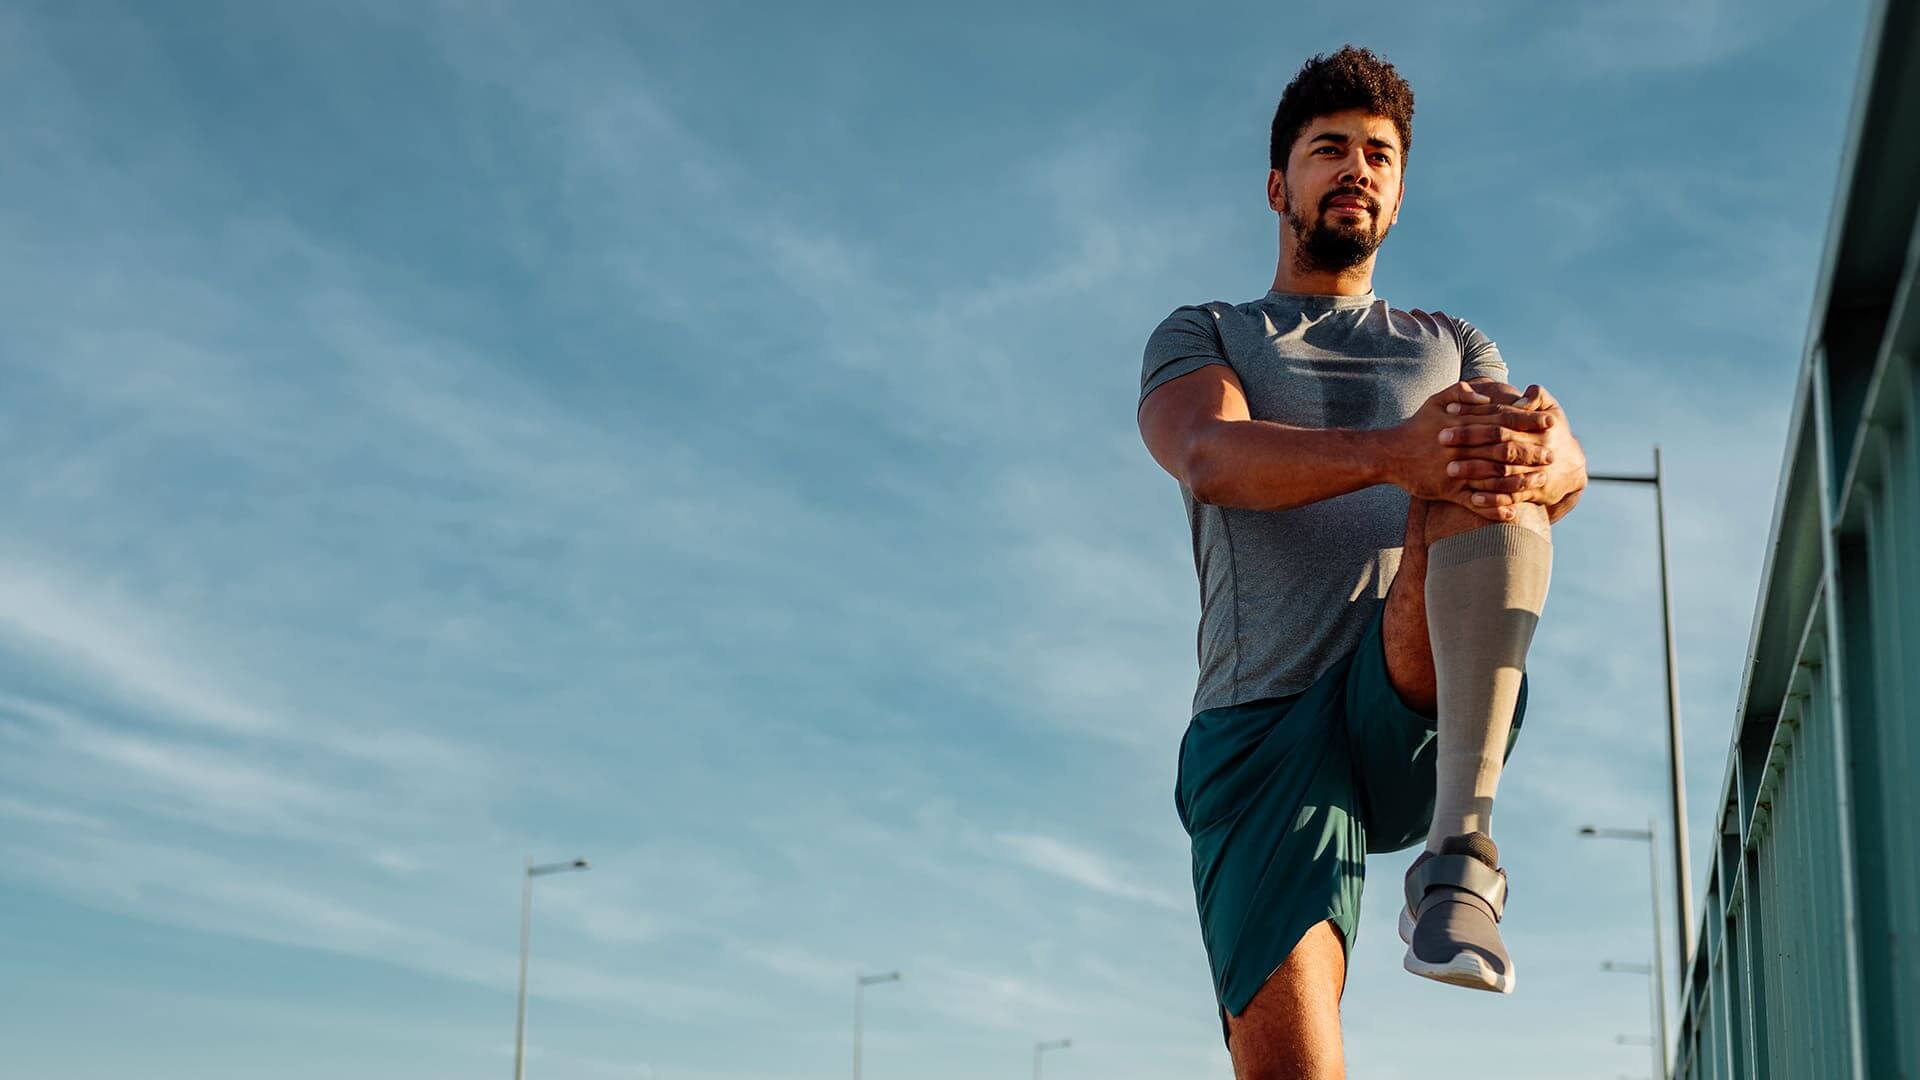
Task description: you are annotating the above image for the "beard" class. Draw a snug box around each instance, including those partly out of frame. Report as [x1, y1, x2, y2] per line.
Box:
[1286, 185, 1391, 273]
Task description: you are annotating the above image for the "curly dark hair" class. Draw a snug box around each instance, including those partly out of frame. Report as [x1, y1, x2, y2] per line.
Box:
[1268, 46, 1415, 173]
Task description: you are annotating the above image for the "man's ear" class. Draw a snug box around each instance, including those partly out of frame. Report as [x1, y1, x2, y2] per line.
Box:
[1390, 179, 1405, 225]
[1267, 169, 1287, 214]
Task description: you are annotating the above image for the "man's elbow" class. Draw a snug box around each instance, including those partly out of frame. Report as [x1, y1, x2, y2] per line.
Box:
[1183, 435, 1234, 506]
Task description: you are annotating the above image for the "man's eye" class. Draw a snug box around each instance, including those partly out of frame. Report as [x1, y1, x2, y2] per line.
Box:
[1370, 154, 1390, 165]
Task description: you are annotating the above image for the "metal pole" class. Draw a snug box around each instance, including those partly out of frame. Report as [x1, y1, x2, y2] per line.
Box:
[1648, 817, 1670, 1079]
[510, 857, 589, 1080]
[1033, 1037, 1071, 1079]
[1602, 960, 1661, 1079]
[1587, 455, 1698, 970]
[513, 856, 532, 1080]
[1652, 447, 1697, 963]
[853, 977, 863, 1080]
[852, 972, 900, 1079]
[1583, 827, 1671, 1077]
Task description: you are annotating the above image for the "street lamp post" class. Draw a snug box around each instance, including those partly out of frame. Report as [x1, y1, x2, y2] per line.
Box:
[1033, 1037, 1072, 1080]
[1581, 822, 1668, 1078]
[1602, 960, 1660, 1079]
[1589, 447, 1697, 963]
[852, 971, 901, 1080]
[1617, 1035, 1657, 1048]
[1603, 960, 1654, 974]
[513, 856, 591, 1080]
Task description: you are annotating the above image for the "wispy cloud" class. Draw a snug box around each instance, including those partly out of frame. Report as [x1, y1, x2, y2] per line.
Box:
[1531, 0, 1817, 73]
[0, 565, 285, 738]
[995, 831, 1186, 911]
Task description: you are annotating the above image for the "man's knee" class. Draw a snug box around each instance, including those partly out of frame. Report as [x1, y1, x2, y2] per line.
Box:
[1423, 497, 1550, 547]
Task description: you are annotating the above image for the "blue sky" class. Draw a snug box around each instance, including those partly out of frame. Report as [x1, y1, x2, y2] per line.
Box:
[0, 1, 1875, 1077]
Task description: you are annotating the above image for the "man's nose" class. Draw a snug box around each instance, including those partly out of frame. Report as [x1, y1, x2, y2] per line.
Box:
[1340, 154, 1373, 188]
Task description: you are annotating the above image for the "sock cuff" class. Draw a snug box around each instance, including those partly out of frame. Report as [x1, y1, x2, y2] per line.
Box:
[1427, 523, 1552, 570]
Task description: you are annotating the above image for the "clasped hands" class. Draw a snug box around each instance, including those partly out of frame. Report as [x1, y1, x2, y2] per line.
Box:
[1388, 378, 1587, 523]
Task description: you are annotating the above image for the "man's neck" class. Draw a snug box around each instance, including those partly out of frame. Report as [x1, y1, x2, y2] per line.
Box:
[1270, 248, 1376, 297]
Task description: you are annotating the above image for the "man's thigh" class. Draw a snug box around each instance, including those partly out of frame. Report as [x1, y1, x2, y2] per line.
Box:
[1380, 495, 1440, 715]
[1225, 919, 1347, 1080]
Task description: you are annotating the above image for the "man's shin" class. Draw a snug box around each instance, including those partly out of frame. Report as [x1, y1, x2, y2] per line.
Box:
[1421, 518, 1552, 850]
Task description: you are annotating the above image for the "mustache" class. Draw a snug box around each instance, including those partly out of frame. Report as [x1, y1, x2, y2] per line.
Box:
[1320, 187, 1379, 215]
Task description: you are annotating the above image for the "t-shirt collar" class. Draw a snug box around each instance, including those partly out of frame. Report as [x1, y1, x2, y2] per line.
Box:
[1262, 289, 1378, 310]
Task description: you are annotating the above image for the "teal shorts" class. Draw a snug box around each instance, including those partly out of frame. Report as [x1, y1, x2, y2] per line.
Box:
[1175, 605, 1527, 1025]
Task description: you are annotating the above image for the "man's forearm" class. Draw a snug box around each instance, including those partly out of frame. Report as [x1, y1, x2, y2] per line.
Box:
[1184, 419, 1395, 510]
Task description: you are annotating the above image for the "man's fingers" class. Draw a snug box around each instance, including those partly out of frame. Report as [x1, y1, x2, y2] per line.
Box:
[1440, 423, 1556, 448]
[1440, 423, 1506, 446]
[1442, 403, 1556, 430]
[1456, 494, 1517, 520]
[1466, 471, 1550, 494]
[1473, 442, 1552, 465]
[1439, 380, 1492, 406]
[1501, 441, 1554, 465]
[1512, 383, 1561, 412]
[1446, 456, 1547, 480]
[1457, 468, 1553, 510]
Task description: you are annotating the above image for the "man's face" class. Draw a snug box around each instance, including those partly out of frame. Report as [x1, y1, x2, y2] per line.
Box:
[1267, 108, 1405, 272]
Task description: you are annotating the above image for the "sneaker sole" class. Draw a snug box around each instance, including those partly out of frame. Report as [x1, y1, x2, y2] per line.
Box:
[1399, 905, 1516, 993]
[1402, 945, 1517, 994]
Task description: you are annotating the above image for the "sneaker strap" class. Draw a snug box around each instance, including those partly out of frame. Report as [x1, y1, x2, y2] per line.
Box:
[1404, 853, 1508, 921]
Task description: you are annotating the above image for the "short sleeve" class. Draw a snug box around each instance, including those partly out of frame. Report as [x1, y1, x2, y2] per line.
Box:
[1451, 315, 1508, 383]
[1140, 304, 1231, 408]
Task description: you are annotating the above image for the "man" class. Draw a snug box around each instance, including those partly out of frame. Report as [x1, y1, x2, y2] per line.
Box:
[1136, 46, 1588, 1077]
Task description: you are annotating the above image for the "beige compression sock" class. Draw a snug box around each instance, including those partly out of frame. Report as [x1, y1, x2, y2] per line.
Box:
[1423, 524, 1553, 851]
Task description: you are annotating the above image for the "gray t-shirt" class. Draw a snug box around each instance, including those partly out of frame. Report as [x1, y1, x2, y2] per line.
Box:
[1139, 290, 1510, 715]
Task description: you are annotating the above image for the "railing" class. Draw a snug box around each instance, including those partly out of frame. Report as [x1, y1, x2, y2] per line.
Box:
[1669, 1, 1920, 1076]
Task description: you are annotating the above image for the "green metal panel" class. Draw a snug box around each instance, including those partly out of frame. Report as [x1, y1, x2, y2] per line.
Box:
[1669, 0, 1920, 1075]
[1742, 847, 1772, 1080]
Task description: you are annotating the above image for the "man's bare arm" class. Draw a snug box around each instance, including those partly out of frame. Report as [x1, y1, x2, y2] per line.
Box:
[1138, 366, 1556, 521]
[1137, 366, 1392, 510]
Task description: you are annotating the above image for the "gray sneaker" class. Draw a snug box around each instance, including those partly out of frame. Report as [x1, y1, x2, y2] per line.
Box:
[1400, 833, 1515, 994]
